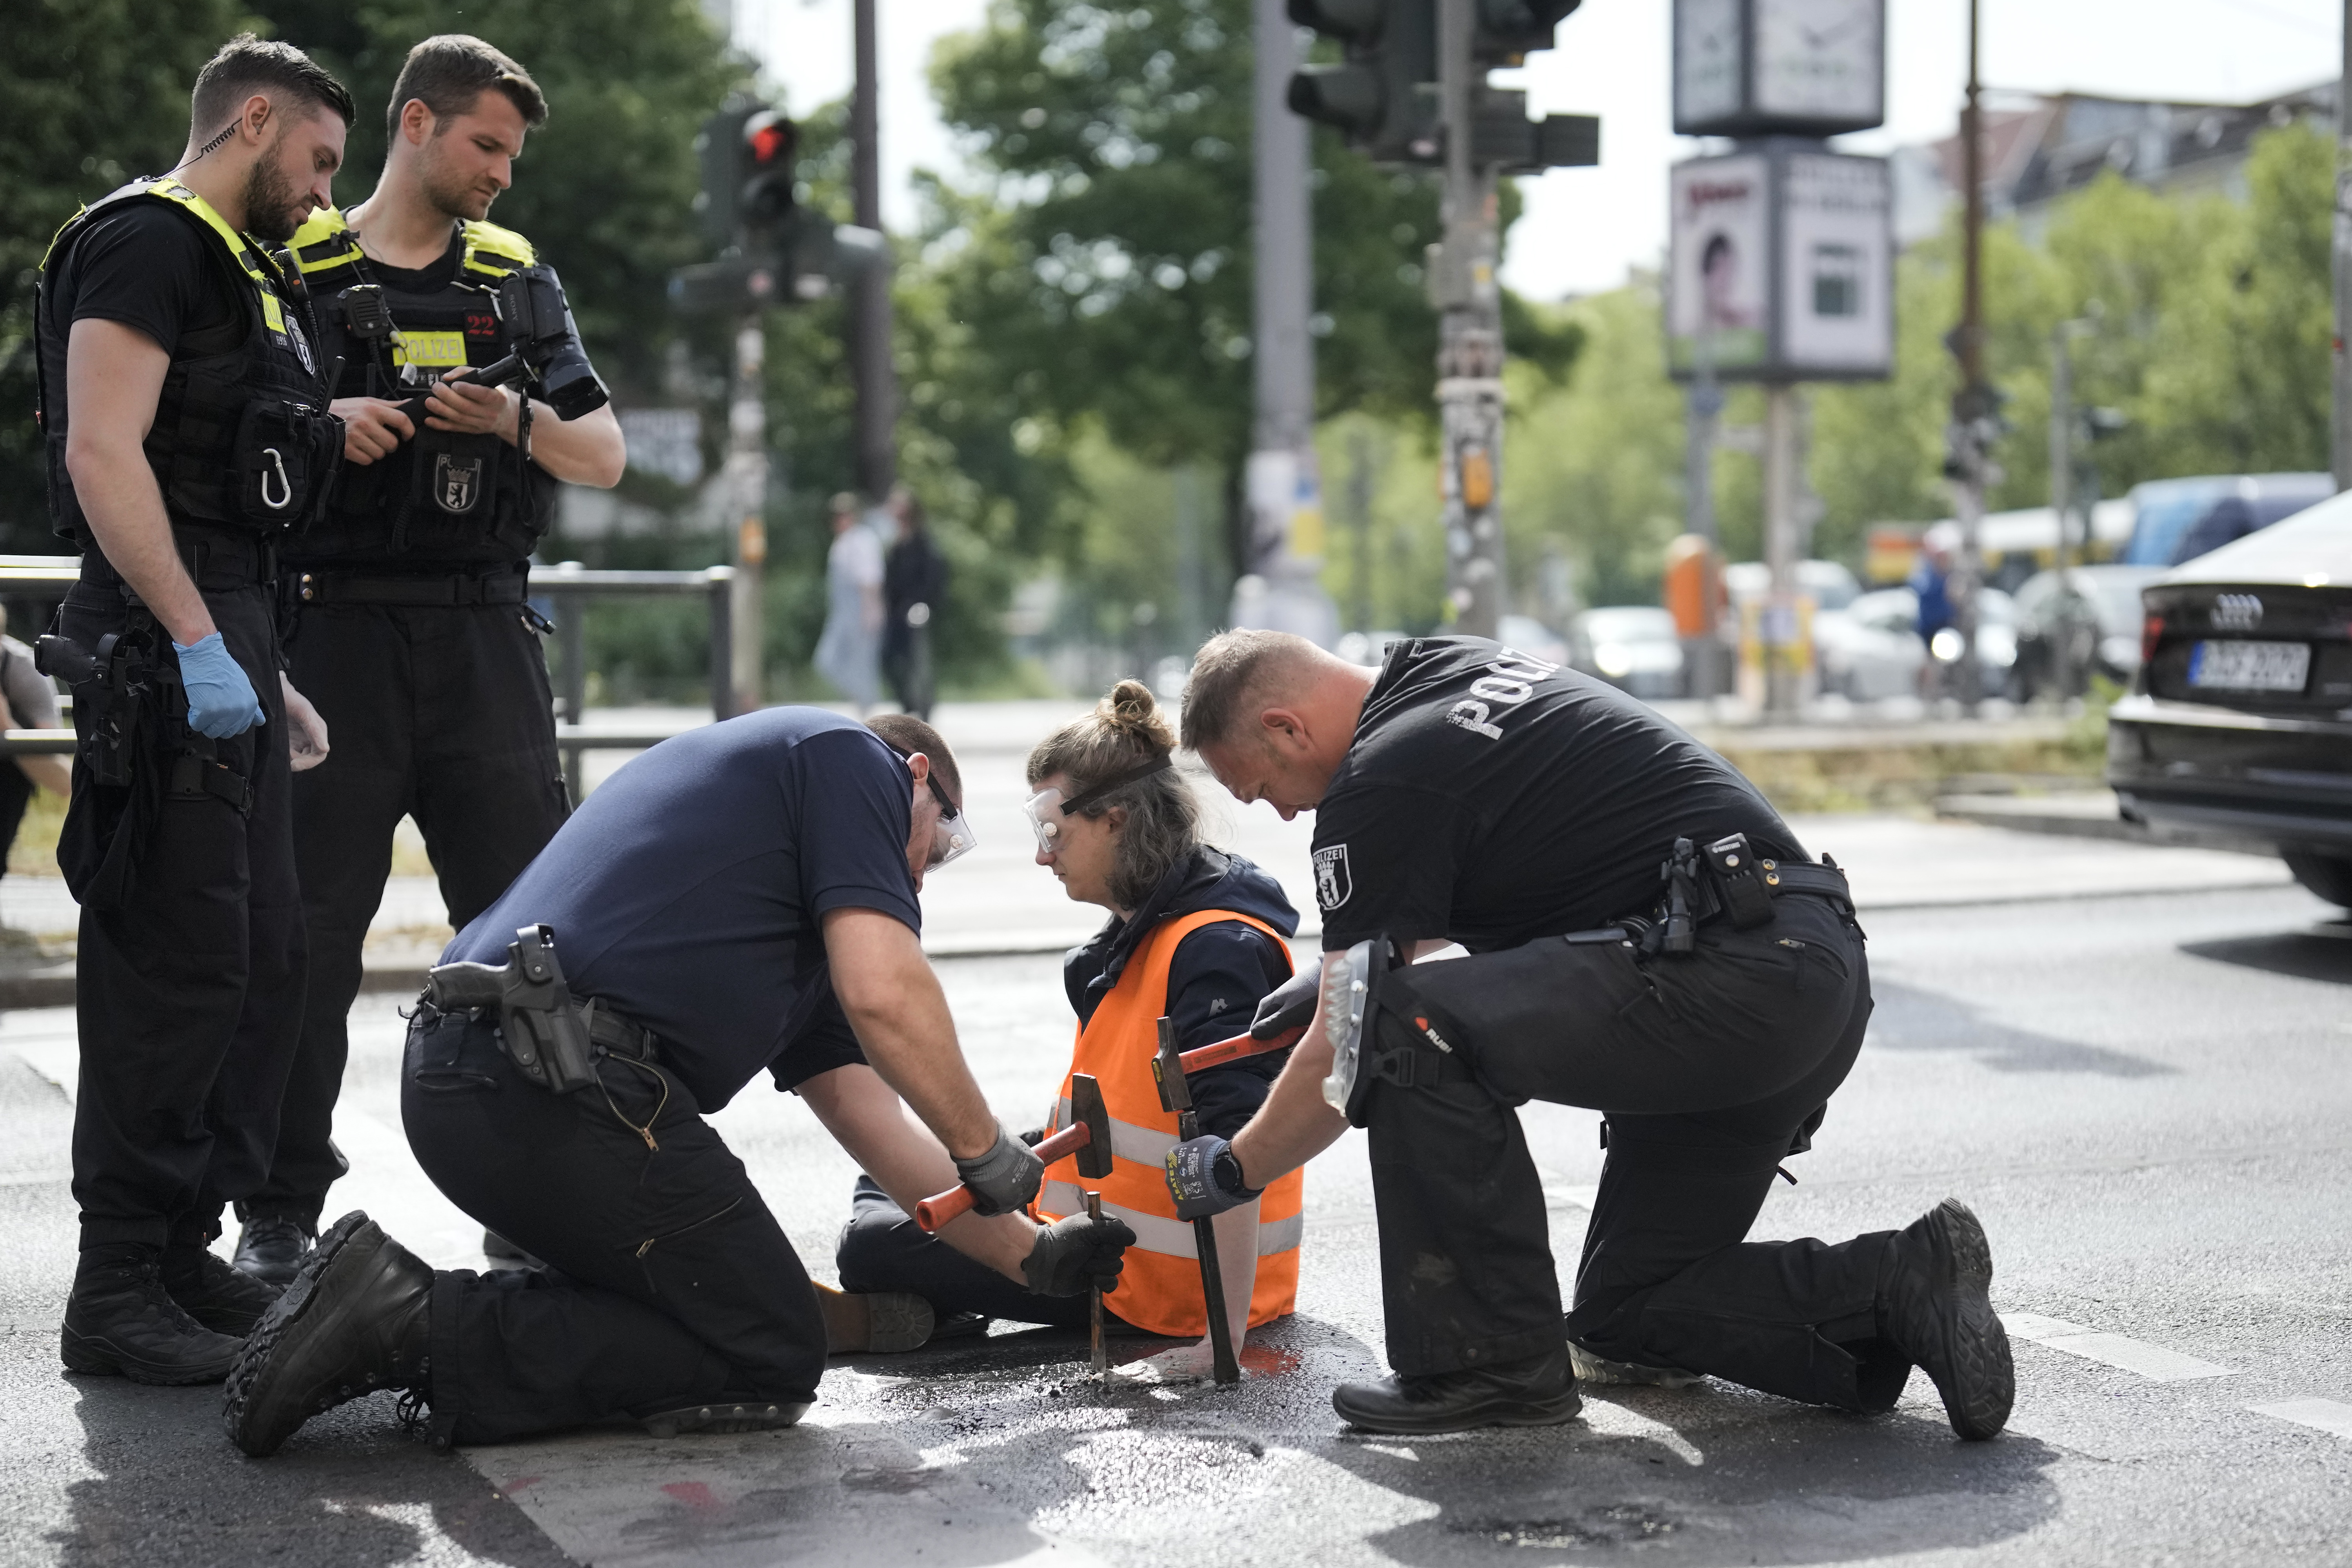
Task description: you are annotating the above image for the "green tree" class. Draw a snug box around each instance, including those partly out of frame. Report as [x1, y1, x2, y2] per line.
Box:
[926, 0, 1574, 577]
[0, 0, 252, 551]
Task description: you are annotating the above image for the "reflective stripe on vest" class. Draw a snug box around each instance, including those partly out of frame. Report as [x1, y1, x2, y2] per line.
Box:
[290, 207, 536, 286]
[1032, 906, 1304, 1338]
[134, 178, 291, 336]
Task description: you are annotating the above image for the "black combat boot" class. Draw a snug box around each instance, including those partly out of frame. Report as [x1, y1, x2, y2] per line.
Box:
[222, 1212, 433, 1457]
[232, 1214, 314, 1288]
[1876, 1198, 2013, 1440]
[61, 1244, 244, 1384]
[1331, 1346, 1582, 1435]
[164, 1242, 284, 1337]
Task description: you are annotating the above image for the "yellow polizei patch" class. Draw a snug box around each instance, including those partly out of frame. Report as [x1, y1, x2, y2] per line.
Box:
[393, 330, 469, 369]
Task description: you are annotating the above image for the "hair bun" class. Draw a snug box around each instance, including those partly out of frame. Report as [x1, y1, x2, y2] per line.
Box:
[1099, 678, 1174, 752]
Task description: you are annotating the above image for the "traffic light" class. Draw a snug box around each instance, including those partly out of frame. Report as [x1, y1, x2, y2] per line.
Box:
[1287, 0, 1440, 164]
[1472, 0, 1582, 65]
[693, 101, 800, 252]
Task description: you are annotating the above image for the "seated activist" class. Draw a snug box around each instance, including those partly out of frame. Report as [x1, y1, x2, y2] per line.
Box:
[219, 709, 1135, 1455]
[835, 680, 1303, 1372]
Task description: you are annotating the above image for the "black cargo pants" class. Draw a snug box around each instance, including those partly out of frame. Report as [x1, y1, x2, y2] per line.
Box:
[249, 591, 569, 1226]
[1361, 892, 1909, 1412]
[62, 563, 304, 1252]
[400, 1008, 828, 1445]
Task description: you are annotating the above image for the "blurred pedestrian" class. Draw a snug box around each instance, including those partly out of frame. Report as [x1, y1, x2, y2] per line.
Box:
[882, 487, 948, 720]
[0, 607, 73, 880]
[1910, 522, 1959, 643]
[815, 491, 885, 712]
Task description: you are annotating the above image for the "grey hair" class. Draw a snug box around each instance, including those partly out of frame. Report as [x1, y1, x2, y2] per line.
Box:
[1028, 679, 1200, 911]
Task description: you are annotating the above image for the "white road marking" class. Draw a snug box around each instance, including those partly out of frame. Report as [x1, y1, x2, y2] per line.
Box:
[2248, 1398, 2352, 1441]
[2001, 1313, 2233, 1381]
[8, 1034, 79, 1103]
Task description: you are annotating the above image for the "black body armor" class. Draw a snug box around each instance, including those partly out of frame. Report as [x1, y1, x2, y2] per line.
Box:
[35, 177, 340, 547]
[284, 209, 564, 567]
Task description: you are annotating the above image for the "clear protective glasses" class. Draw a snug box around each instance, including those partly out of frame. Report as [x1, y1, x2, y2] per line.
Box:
[923, 772, 976, 869]
[1023, 786, 1069, 856]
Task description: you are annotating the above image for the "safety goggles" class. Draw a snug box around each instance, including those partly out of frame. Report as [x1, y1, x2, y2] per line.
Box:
[882, 743, 975, 870]
[1023, 755, 1173, 854]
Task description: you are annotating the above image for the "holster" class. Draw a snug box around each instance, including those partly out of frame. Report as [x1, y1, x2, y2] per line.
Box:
[423, 926, 656, 1095]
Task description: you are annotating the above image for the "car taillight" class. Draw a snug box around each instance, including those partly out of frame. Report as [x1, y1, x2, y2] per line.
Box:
[2141, 611, 2165, 669]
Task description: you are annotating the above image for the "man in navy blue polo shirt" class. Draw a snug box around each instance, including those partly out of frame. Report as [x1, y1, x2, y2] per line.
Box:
[222, 709, 1134, 1455]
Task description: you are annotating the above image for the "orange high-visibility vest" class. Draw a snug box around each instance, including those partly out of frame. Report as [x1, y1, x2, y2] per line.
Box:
[1032, 907, 1304, 1336]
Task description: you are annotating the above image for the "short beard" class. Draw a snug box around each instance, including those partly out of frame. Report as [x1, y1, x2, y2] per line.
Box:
[418, 145, 493, 223]
[239, 136, 302, 243]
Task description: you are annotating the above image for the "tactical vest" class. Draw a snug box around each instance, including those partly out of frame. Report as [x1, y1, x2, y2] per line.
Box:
[36, 177, 339, 550]
[283, 207, 557, 567]
[1032, 908, 1305, 1337]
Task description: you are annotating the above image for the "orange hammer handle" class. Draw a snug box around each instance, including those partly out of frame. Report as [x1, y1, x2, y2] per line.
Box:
[913, 1119, 1092, 1233]
[1177, 1024, 1306, 1074]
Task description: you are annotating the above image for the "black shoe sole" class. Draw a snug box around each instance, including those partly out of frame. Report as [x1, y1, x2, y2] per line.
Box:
[1331, 1383, 1584, 1436]
[221, 1210, 377, 1458]
[60, 1325, 239, 1386]
[1922, 1199, 2014, 1441]
[640, 1399, 811, 1438]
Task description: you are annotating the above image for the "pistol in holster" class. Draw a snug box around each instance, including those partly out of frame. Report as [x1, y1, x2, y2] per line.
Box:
[36, 624, 169, 789]
[423, 924, 600, 1094]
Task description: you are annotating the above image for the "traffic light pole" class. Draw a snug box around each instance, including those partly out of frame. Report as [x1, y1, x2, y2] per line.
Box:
[729, 318, 767, 714]
[1435, 0, 1507, 640]
[2334, 0, 2352, 492]
[851, 0, 897, 501]
[1944, 0, 1990, 712]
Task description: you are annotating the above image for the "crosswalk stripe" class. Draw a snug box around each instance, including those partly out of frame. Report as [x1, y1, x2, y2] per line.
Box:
[2248, 1398, 2352, 1441]
[2001, 1313, 2233, 1381]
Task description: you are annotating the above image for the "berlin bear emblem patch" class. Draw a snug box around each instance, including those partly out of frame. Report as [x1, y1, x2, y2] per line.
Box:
[1313, 844, 1352, 911]
[433, 453, 484, 514]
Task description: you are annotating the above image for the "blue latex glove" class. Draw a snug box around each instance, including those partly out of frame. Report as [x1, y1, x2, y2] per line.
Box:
[173, 634, 265, 739]
[1165, 1134, 1261, 1220]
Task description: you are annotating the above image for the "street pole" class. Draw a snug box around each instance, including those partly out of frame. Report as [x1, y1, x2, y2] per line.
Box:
[2334, 0, 2352, 491]
[2050, 320, 2075, 701]
[1436, 0, 1507, 640]
[1348, 424, 1375, 633]
[728, 318, 766, 715]
[1683, 341, 1723, 699]
[1946, 0, 1990, 712]
[1763, 383, 1800, 718]
[850, 0, 897, 500]
[1240, 0, 1334, 642]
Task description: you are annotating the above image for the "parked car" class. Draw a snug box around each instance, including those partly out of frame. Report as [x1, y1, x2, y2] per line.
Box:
[2118, 473, 2334, 568]
[1497, 614, 1572, 669]
[2108, 494, 2352, 909]
[1816, 585, 2018, 700]
[2011, 563, 2167, 699]
[1569, 606, 1685, 700]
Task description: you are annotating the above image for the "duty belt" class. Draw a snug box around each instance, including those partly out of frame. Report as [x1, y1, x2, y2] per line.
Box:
[293, 568, 529, 607]
[1632, 832, 1852, 956]
[578, 997, 660, 1063]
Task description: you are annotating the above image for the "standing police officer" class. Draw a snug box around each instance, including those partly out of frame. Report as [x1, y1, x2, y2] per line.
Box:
[36, 36, 351, 1383]
[232, 36, 626, 1283]
[1164, 631, 2014, 1441]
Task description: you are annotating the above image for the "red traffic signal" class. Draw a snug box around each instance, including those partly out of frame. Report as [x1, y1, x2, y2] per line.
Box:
[744, 110, 795, 169]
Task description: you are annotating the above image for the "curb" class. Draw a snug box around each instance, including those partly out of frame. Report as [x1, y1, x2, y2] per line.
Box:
[1934, 791, 2276, 857]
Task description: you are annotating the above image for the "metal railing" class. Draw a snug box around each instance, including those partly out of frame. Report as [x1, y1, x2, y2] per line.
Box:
[0, 558, 739, 797]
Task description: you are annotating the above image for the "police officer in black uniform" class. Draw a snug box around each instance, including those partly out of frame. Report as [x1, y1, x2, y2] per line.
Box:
[231, 36, 626, 1283]
[36, 36, 351, 1383]
[1163, 630, 2014, 1440]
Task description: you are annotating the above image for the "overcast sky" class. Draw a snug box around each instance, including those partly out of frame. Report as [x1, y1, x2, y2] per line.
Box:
[736, 0, 2342, 302]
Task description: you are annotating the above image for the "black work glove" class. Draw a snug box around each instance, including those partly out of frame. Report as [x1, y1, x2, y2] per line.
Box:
[952, 1122, 1045, 1217]
[1251, 966, 1321, 1039]
[1017, 1126, 1046, 1147]
[1022, 1210, 1136, 1296]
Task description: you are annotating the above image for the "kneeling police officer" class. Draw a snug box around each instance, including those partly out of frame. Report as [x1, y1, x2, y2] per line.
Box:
[222, 709, 1133, 1454]
[37, 36, 349, 1384]
[234, 35, 627, 1283]
[1165, 631, 2014, 1440]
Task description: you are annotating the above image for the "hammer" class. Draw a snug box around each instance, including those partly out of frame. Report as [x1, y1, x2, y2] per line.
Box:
[913, 1072, 1112, 1234]
[1152, 1016, 1242, 1386]
[1177, 1023, 1305, 1074]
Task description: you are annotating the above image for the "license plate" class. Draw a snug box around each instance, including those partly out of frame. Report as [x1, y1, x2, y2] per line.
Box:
[2188, 639, 2310, 693]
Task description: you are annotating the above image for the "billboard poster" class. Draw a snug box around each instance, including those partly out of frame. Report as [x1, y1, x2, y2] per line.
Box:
[1668, 145, 1892, 383]
[1778, 151, 1892, 376]
[1667, 152, 1769, 377]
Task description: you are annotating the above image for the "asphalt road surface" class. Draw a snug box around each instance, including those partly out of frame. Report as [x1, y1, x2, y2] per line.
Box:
[1, 859, 2347, 1564]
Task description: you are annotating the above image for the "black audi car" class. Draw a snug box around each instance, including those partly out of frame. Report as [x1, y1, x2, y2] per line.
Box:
[2108, 494, 2352, 910]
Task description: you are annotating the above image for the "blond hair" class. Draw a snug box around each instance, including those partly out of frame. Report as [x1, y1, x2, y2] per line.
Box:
[1028, 680, 1200, 910]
